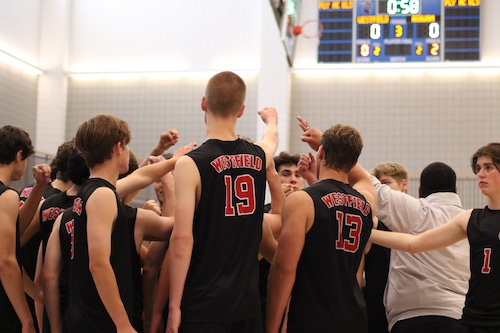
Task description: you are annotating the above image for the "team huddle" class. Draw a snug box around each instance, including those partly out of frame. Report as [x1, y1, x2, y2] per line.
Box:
[1, 71, 500, 333]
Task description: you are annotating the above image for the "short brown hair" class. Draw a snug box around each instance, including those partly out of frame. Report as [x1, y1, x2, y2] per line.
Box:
[371, 162, 408, 184]
[0, 125, 34, 164]
[75, 114, 131, 168]
[471, 142, 500, 174]
[274, 151, 300, 172]
[119, 150, 139, 179]
[50, 139, 76, 181]
[205, 71, 246, 117]
[321, 124, 363, 173]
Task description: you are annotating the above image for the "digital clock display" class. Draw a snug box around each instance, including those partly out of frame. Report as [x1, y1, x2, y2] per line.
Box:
[317, 0, 481, 63]
[379, 0, 421, 15]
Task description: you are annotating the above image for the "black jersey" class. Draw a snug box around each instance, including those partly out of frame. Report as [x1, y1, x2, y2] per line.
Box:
[287, 179, 373, 333]
[181, 139, 266, 322]
[19, 182, 61, 203]
[52, 207, 75, 330]
[124, 205, 144, 333]
[462, 208, 500, 327]
[39, 191, 75, 257]
[363, 221, 391, 333]
[39, 191, 75, 333]
[19, 183, 61, 279]
[0, 182, 22, 332]
[62, 178, 133, 333]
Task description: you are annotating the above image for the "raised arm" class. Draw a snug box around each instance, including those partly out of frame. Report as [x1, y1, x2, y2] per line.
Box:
[297, 152, 318, 186]
[348, 162, 377, 218]
[19, 164, 51, 233]
[296, 116, 323, 152]
[116, 143, 196, 199]
[139, 129, 179, 167]
[20, 201, 42, 247]
[255, 107, 279, 167]
[266, 160, 284, 239]
[259, 216, 278, 263]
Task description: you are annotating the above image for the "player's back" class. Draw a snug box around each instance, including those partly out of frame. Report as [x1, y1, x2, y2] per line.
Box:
[288, 179, 373, 333]
[182, 138, 266, 322]
[63, 178, 133, 333]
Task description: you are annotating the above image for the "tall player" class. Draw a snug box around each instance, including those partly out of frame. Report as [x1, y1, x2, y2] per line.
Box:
[165, 71, 278, 333]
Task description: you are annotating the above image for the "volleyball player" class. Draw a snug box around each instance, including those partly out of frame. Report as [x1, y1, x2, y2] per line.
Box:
[0, 125, 50, 333]
[267, 124, 376, 333]
[166, 71, 278, 333]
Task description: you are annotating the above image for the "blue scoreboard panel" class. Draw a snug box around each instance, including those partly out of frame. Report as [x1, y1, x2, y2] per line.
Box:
[318, 0, 480, 63]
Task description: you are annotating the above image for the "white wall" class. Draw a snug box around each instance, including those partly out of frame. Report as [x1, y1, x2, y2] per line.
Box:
[69, 0, 265, 72]
[0, 0, 42, 65]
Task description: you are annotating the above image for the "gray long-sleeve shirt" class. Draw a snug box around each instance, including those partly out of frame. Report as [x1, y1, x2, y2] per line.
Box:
[371, 175, 470, 330]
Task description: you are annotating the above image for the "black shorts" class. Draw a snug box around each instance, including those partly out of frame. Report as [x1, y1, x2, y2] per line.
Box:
[391, 315, 459, 333]
[456, 322, 500, 333]
[180, 317, 263, 333]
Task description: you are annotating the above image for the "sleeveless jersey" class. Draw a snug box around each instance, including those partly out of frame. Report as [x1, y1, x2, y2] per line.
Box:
[462, 207, 500, 327]
[124, 205, 144, 333]
[363, 221, 391, 333]
[39, 191, 75, 257]
[39, 191, 75, 333]
[0, 182, 22, 332]
[287, 179, 373, 333]
[181, 138, 266, 322]
[52, 207, 76, 331]
[62, 178, 133, 333]
[19, 183, 61, 279]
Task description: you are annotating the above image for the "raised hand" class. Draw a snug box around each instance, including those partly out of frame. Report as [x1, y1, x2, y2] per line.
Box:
[297, 152, 318, 185]
[32, 164, 51, 186]
[297, 116, 323, 152]
[258, 107, 278, 125]
[157, 129, 179, 151]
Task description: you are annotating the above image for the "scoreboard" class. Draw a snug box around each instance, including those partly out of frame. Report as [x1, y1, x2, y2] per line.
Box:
[318, 0, 481, 63]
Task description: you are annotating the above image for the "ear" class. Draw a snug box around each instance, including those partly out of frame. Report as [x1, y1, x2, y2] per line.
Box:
[201, 96, 208, 112]
[113, 142, 123, 155]
[16, 150, 23, 161]
[418, 186, 422, 198]
[401, 179, 408, 193]
[317, 145, 325, 161]
[236, 104, 245, 118]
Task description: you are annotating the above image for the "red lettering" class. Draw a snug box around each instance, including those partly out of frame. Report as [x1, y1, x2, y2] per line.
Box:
[73, 198, 83, 215]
